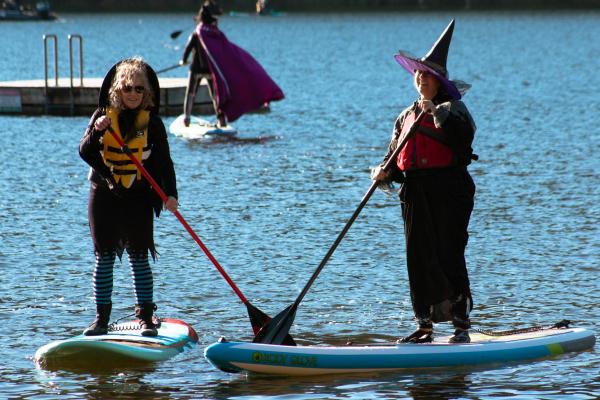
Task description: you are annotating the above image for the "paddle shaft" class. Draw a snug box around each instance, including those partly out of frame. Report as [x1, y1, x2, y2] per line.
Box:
[290, 110, 427, 309]
[253, 110, 427, 344]
[155, 63, 185, 74]
[106, 126, 249, 305]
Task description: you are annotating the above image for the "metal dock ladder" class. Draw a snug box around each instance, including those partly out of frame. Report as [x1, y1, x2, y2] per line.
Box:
[43, 33, 84, 115]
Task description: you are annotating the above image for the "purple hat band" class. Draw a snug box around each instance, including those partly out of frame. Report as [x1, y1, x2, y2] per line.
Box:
[394, 52, 462, 100]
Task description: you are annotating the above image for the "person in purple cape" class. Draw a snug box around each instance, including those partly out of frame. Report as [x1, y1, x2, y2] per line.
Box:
[180, 0, 284, 128]
[180, 0, 225, 128]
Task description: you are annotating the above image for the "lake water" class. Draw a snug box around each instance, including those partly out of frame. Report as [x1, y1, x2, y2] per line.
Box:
[1, 10, 599, 399]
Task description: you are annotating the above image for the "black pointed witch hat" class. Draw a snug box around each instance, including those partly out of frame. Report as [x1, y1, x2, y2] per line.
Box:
[394, 19, 470, 100]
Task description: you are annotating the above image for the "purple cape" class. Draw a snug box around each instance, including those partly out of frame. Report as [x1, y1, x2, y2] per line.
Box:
[197, 24, 284, 122]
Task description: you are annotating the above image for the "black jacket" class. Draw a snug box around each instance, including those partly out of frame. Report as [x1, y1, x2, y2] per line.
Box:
[79, 108, 178, 217]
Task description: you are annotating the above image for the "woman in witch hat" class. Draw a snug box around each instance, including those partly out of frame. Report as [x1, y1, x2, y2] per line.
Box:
[372, 20, 478, 344]
[79, 57, 178, 337]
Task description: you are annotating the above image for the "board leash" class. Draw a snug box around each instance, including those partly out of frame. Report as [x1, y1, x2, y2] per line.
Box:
[343, 320, 573, 346]
[472, 319, 571, 337]
[107, 312, 163, 332]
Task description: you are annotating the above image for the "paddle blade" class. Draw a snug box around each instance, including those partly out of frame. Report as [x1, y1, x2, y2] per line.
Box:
[245, 302, 271, 335]
[253, 304, 298, 345]
[247, 303, 296, 346]
[170, 30, 183, 39]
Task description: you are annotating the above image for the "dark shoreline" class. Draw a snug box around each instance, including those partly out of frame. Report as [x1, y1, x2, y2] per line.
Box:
[48, 0, 600, 13]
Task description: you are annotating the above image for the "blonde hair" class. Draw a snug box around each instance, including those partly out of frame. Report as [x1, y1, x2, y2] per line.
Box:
[108, 57, 155, 110]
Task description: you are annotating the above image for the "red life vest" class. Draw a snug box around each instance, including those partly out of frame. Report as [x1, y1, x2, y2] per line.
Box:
[396, 111, 454, 171]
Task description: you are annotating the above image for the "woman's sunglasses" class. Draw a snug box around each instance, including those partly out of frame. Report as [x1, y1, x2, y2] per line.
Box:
[122, 85, 145, 94]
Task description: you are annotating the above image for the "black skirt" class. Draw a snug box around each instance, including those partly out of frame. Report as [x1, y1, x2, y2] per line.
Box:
[88, 183, 156, 260]
[399, 167, 475, 322]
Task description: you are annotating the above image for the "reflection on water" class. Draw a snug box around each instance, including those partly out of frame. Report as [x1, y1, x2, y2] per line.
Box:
[35, 351, 163, 374]
[35, 367, 177, 400]
[185, 134, 281, 146]
[0, 10, 599, 400]
[204, 369, 474, 399]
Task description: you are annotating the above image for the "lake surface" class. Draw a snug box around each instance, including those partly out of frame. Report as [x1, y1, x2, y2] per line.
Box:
[1, 10, 599, 399]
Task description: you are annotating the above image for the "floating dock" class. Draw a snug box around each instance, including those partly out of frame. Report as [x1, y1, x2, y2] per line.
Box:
[0, 33, 216, 117]
[0, 77, 214, 117]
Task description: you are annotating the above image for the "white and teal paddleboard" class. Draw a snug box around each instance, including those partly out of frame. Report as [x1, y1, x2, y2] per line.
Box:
[204, 325, 595, 376]
[169, 115, 237, 139]
[35, 318, 198, 369]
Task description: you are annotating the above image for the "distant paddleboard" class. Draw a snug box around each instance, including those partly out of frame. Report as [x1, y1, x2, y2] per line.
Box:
[205, 324, 595, 376]
[35, 318, 198, 370]
[229, 11, 286, 17]
[169, 115, 237, 139]
[228, 11, 251, 17]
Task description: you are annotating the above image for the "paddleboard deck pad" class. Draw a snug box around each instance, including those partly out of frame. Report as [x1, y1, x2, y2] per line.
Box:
[35, 318, 198, 369]
[169, 115, 237, 139]
[204, 325, 595, 376]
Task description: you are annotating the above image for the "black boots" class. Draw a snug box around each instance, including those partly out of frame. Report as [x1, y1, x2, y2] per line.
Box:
[217, 112, 227, 128]
[135, 302, 158, 337]
[83, 302, 159, 337]
[449, 328, 471, 343]
[399, 320, 434, 343]
[83, 303, 112, 336]
[449, 315, 471, 343]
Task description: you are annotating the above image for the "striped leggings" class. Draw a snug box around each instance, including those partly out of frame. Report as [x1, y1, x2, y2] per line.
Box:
[93, 250, 153, 305]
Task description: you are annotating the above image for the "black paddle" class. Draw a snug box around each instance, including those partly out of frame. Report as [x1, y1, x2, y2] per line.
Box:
[253, 110, 427, 345]
[106, 126, 294, 344]
[170, 30, 184, 39]
[155, 63, 186, 75]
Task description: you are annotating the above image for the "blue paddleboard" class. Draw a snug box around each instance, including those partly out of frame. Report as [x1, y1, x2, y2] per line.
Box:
[205, 326, 595, 376]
